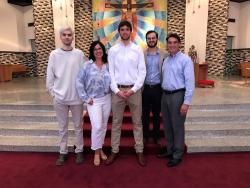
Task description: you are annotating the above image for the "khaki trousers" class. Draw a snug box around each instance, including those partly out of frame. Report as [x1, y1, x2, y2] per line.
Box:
[111, 89, 143, 153]
[53, 99, 83, 154]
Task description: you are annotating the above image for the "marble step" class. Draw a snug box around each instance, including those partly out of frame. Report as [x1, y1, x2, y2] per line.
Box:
[185, 123, 250, 136]
[186, 136, 250, 153]
[1, 103, 250, 110]
[1, 110, 250, 124]
[0, 135, 162, 154]
[0, 122, 163, 137]
[1, 108, 250, 117]
[1, 115, 249, 124]
[1, 121, 250, 138]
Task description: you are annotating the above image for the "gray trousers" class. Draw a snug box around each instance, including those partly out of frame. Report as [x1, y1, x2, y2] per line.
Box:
[161, 90, 186, 160]
[53, 99, 83, 154]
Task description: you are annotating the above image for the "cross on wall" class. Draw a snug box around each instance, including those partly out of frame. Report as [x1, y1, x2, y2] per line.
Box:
[105, 0, 154, 22]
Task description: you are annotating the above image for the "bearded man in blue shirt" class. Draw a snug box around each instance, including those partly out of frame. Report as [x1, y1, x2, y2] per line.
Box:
[159, 33, 195, 167]
[142, 30, 167, 146]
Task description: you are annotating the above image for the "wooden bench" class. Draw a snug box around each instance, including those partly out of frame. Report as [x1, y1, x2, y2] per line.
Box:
[240, 61, 250, 78]
[0, 64, 27, 82]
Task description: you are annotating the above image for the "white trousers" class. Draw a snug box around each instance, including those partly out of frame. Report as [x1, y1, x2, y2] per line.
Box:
[87, 94, 111, 150]
[53, 99, 83, 154]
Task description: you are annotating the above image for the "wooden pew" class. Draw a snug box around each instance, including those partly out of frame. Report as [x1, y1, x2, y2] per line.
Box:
[0, 64, 27, 82]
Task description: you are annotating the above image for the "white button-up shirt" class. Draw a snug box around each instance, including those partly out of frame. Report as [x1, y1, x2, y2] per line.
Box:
[108, 41, 146, 93]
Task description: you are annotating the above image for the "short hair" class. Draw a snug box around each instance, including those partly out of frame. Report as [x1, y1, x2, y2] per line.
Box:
[89, 41, 108, 63]
[59, 26, 74, 35]
[146, 30, 158, 39]
[118, 20, 132, 32]
[166, 33, 181, 43]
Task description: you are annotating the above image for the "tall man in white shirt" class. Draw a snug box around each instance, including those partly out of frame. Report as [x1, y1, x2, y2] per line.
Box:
[46, 26, 85, 166]
[106, 21, 147, 166]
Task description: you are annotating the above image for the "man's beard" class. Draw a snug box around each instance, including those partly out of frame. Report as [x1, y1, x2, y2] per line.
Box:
[147, 42, 157, 48]
[121, 35, 130, 41]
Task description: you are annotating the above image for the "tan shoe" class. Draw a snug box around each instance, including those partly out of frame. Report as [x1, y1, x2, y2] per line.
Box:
[94, 154, 100, 166]
[105, 152, 118, 165]
[137, 152, 146, 167]
[100, 150, 107, 161]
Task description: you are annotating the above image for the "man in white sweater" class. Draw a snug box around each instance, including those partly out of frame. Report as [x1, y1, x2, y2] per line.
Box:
[46, 26, 85, 166]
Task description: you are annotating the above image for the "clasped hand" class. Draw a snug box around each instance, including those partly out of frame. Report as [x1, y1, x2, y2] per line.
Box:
[117, 89, 134, 99]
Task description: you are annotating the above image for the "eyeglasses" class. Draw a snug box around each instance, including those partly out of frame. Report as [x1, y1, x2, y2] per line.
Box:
[94, 47, 102, 51]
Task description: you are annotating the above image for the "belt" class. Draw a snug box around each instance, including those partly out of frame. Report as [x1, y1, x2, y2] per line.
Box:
[144, 84, 161, 89]
[117, 84, 134, 88]
[163, 88, 185, 94]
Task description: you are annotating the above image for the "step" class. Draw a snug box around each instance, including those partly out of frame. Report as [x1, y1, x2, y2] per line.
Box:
[0, 135, 163, 154]
[1, 111, 250, 125]
[0, 122, 165, 137]
[186, 136, 250, 153]
[185, 123, 250, 137]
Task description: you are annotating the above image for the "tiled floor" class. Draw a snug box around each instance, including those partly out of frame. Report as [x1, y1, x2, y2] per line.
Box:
[0, 76, 249, 105]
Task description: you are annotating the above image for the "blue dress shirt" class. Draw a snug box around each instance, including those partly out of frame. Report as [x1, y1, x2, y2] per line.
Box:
[162, 51, 195, 105]
[76, 60, 111, 102]
[145, 51, 161, 85]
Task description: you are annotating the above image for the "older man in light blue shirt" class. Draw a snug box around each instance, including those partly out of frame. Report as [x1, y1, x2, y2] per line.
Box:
[160, 33, 194, 167]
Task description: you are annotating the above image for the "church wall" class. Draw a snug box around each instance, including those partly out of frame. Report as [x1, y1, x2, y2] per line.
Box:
[206, 0, 229, 76]
[228, 2, 240, 49]
[0, 52, 36, 76]
[167, 0, 186, 51]
[23, 6, 35, 51]
[225, 49, 250, 75]
[225, 1, 250, 75]
[74, 0, 93, 57]
[33, 0, 55, 77]
[185, 0, 209, 64]
[4, 0, 236, 77]
[52, 0, 75, 48]
[239, 1, 250, 49]
[228, 1, 250, 49]
[0, 0, 32, 52]
[0, 1, 36, 76]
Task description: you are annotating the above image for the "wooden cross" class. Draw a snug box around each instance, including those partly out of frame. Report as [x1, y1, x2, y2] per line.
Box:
[105, 0, 154, 22]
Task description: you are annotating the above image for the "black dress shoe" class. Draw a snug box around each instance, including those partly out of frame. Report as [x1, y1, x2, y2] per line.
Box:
[143, 138, 148, 145]
[157, 152, 173, 159]
[167, 158, 182, 167]
[153, 139, 162, 145]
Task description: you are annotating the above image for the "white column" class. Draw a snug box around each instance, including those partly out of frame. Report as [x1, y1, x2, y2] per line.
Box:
[184, 0, 209, 63]
[52, 0, 75, 48]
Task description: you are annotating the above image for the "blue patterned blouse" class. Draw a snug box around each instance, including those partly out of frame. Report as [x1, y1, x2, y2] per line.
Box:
[76, 60, 111, 102]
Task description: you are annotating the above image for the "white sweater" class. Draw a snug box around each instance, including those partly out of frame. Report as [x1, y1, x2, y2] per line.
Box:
[46, 48, 85, 105]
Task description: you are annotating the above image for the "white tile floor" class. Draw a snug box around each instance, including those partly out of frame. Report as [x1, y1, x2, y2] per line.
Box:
[0, 76, 249, 105]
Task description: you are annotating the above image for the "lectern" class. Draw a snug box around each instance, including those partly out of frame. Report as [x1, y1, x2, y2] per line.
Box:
[194, 62, 214, 87]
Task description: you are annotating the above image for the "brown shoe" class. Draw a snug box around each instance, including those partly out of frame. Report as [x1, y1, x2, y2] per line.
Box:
[56, 154, 68, 166]
[137, 152, 146, 167]
[105, 152, 118, 165]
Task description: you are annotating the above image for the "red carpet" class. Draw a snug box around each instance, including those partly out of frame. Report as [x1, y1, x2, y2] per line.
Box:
[0, 152, 249, 188]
